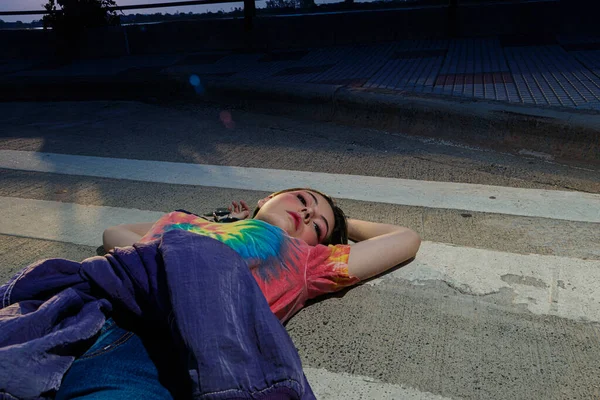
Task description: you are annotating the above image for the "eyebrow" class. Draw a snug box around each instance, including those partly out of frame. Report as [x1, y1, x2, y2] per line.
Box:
[308, 191, 330, 238]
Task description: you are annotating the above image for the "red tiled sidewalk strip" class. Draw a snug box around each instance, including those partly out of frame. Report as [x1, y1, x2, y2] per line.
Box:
[435, 72, 514, 86]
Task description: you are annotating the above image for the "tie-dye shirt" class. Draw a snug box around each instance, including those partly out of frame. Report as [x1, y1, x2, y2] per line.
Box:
[139, 211, 359, 322]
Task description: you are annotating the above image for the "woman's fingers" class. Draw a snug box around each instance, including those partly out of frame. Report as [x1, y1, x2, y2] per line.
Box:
[230, 200, 249, 213]
[224, 200, 250, 220]
[220, 200, 251, 220]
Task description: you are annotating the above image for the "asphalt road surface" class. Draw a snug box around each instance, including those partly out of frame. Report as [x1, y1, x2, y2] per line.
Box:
[1, 101, 599, 399]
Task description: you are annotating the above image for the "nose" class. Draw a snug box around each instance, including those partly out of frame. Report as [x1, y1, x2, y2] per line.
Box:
[301, 207, 313, 223]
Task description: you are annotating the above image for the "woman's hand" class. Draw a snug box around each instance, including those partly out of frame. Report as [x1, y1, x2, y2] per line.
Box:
[227, 200, 251, 220]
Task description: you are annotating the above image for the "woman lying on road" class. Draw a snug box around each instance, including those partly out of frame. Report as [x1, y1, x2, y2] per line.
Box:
[2, 187, 421, 400]
[101, 187, 421, 322]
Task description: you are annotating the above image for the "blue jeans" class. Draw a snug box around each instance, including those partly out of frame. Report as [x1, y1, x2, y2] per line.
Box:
[55, 319, 175, 400]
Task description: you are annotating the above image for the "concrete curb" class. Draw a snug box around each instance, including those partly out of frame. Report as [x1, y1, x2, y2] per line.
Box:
[1, 72, 598, 164]
[0, 74, 178, 102]
[197, 77, 600, 165]
[197, 77, 341, 121]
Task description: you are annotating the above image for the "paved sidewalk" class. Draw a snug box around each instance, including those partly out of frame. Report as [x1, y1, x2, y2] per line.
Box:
[4, 34, 600, 110]
[2, 34, 600, 164]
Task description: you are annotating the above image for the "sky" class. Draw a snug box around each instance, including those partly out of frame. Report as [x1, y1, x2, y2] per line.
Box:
[0, 0, 255, 22]
[1, 0, 360, 22]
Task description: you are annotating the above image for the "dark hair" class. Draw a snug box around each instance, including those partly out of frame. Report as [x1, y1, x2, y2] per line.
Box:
[252, 188, 348, 245]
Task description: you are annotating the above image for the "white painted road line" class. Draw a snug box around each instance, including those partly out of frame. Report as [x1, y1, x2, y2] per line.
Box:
[0, 196, 165, 248]
[2, 196, 599, 323]
[1, 150, 599, 223]
[304, 368, 452, 400]
[367, 241, 600, 323]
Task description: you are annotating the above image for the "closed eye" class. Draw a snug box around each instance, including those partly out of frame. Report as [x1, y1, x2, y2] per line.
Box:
[297, 193, 307, 206]
[299, 192, 324, 242]
[313, 222, 322, 241]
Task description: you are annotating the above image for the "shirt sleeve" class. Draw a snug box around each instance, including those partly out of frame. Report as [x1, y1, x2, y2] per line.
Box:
[305, 244, 360, 299]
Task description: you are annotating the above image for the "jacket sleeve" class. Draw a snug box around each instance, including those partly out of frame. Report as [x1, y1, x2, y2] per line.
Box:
[158, 230, 316, 400]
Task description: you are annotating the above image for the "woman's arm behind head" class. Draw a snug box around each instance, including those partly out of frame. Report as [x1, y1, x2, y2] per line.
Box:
[346, 219, 421, 281]
[102, 222, 156, 252]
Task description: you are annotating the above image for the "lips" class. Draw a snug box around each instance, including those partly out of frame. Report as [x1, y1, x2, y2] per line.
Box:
[287, 211, 301, 230]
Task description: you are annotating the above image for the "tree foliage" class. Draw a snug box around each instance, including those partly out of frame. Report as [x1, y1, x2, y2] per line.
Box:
[265, 0, 315, 9]
[42, 0, 121, 35]
[265, 0, 295, 9]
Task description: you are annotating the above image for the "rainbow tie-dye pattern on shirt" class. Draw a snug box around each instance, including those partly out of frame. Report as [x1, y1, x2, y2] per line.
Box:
[139, 211, 359, 322]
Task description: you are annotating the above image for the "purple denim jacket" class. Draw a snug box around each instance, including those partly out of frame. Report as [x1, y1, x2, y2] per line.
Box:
[0, 230, 315, 400]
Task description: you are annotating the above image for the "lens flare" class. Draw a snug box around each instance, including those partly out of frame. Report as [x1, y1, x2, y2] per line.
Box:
[189, 74, 200, 86]
[219, 110, 235, 129]
[189, 74, 205, 94]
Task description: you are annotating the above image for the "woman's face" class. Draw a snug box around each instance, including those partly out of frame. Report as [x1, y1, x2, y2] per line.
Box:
[254, 190, 335, 246]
